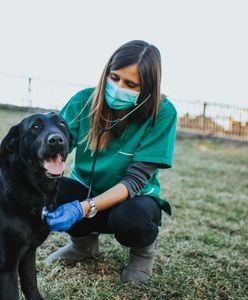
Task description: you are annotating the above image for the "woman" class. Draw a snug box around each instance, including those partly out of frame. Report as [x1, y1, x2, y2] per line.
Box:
[45, 40, 177, 284]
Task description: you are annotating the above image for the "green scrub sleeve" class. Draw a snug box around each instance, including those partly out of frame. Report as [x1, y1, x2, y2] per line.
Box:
[59, 89, 94, 153]
[59, 94, 81, 152]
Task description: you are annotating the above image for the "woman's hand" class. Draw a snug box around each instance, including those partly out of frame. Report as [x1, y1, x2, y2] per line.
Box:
[45, 200, 84, 231]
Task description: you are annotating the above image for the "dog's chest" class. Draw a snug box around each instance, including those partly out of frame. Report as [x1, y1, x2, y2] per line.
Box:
[10, 217, 50, 250]
[26, 221, 50, 248]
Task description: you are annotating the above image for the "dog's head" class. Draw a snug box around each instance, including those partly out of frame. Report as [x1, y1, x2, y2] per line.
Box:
[0, 112, 72, 179]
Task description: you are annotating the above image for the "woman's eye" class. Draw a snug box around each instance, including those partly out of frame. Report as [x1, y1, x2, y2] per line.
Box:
[127, 82, 136, 88]
[125, 80, 139, 89]
[110, 73, 119, 81]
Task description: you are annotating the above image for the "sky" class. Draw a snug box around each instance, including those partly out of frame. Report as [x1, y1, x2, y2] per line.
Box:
[0, 0, 247, 109]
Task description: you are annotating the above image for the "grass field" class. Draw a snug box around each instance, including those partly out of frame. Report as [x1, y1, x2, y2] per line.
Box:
[0, 108, 247, 300]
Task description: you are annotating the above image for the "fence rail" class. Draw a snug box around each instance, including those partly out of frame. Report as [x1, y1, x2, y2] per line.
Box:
[0, 73, 248, 141]
[0, 73, 87, 109]
[172, 98, 248, 141]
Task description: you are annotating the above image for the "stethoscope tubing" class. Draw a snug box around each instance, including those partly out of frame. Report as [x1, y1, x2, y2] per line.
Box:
[86, 94, 151, 199]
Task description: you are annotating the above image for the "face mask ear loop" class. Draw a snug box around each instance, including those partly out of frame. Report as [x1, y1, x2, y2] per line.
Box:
[118, 94, 151, 122]
[87, 94, 151, 198]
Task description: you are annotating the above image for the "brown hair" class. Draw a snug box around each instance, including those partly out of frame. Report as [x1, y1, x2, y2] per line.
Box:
[85, 40, 162, 151]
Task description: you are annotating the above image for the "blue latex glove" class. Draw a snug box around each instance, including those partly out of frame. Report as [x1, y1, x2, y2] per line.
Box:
[44, 200, 84, 232]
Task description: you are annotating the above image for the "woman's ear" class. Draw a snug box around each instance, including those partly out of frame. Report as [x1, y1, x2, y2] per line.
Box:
[0, 125, 20, 158]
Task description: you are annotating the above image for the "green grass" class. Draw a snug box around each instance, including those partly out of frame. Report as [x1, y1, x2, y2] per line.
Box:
[0, 108, 31, 137]
[0, 108, 247, 299]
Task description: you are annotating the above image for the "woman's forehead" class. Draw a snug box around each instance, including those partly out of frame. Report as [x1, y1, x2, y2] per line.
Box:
[111, 64, 140, 84]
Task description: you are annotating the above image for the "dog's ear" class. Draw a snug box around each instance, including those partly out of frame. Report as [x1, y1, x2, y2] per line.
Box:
[61, 116, 73, 151]
[69, 131, 73, 151]
[0, 125, 20, 158]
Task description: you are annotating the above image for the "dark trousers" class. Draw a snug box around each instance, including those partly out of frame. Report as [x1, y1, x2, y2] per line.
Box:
[57, 177, 162, 248]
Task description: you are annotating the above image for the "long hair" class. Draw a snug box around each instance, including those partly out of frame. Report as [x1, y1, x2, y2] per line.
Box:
[86, 40, 162, 151]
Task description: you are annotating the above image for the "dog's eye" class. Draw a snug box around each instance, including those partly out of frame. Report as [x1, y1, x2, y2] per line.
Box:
[31, 124, 40, 130]
[59, 121, 66, 128]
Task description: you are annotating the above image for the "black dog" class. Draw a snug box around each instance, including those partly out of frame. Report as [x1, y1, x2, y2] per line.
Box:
[0, 112, 71, 300]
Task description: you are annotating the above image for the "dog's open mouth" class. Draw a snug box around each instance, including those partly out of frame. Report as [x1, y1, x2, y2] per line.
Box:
[43, 154, 65, 179]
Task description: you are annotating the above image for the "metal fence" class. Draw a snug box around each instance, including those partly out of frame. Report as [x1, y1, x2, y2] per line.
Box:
[172, 98, 248, 141]
[1, 73, 248, 141]
[0, 73, 87, 109]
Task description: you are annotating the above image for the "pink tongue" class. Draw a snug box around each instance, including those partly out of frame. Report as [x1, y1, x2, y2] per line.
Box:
[44, 154, 65, 175]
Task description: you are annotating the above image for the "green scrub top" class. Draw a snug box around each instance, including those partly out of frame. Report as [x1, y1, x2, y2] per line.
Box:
[60, 88, 177, 215]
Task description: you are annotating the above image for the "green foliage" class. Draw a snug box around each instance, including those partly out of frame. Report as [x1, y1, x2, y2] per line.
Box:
[0, 108, 247, 299]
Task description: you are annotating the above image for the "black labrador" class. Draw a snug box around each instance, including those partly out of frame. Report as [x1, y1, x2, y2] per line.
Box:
[0, 112, 71, 300]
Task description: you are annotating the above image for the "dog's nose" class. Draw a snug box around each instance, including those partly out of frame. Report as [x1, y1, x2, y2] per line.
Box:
[47, 134, 65, 146]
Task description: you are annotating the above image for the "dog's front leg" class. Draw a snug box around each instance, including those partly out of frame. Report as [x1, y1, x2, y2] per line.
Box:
[0, 270, 19, 300]
[19, 250, 45, 300]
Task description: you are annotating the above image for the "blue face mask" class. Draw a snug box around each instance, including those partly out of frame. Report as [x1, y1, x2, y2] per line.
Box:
[105, 78, 140, 110]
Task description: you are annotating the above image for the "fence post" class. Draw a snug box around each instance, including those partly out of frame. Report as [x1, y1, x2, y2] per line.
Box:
[28, 77, 32, 107]
[203, 102, 207, 131]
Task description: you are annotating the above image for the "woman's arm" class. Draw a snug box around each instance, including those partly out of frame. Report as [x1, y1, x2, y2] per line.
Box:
[81, 162, 156, 216]
[81, 183, 129, 216]
[45, 163, 156, 231]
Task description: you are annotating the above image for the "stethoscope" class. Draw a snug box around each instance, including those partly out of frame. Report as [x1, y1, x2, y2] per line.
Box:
[41, 94, 151, 221]
[86, 94, 151, 199]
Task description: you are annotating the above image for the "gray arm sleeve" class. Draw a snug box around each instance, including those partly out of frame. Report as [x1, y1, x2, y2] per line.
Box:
[120, 161, 157, 198]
